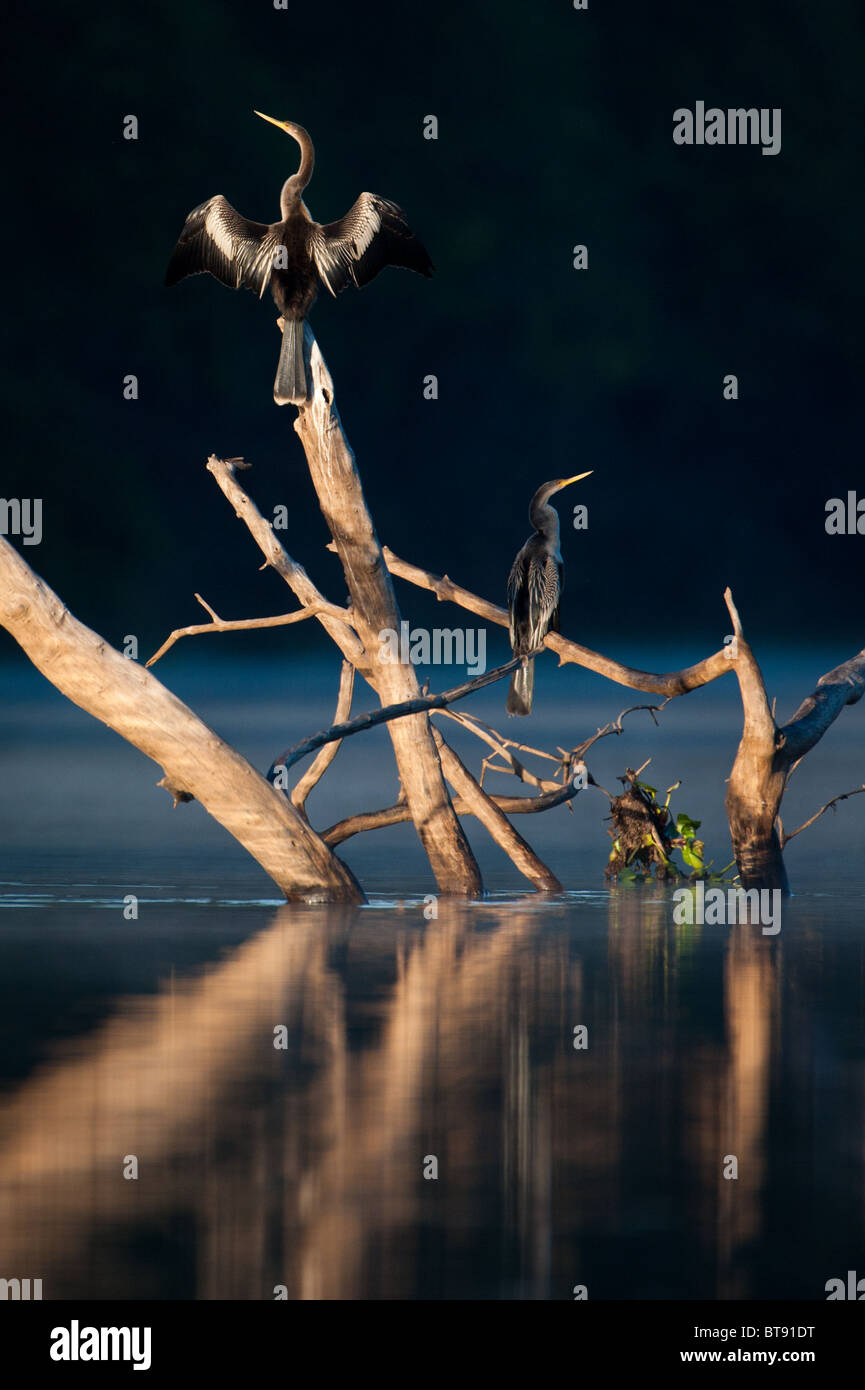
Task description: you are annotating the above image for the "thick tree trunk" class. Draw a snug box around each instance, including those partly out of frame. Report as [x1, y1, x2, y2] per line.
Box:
[725, 774, 790, 892]
[0, 537, 363, 904]
[293, 330, 482, 896]
[723, 595, 864, 892]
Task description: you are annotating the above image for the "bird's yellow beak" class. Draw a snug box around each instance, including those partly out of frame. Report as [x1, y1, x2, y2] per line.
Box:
[560, 470, 593, 488]
[254, 110, 291, 132]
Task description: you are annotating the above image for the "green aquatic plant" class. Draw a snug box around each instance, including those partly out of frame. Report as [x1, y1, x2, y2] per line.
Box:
[606, 769, 735, 885]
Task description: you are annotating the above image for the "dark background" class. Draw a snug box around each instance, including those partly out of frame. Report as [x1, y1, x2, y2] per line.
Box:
[1, 0, 862, 664]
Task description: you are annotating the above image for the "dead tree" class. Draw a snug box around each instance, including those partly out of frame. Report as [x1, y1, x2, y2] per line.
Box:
[1, 330, 861, 898]
[722, 593, 865, 890]
[290, 331, 481, 894]
[375, 556, 863, 893]
[0, 535, 361, 904]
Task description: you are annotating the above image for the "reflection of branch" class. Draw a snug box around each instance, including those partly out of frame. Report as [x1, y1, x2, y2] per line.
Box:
[779, 785, 865, 847]
[322, 774, 586, 847]
[268, 653, 538, 778]
[147, 593, 350, 668]
[291, 661, 356, 817]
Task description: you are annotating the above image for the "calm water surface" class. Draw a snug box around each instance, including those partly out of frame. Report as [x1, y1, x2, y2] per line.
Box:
[0, 655, 863, 1299]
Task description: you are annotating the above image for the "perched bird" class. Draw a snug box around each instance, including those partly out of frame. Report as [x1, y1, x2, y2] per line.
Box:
[506, 472, 592, 716]
[165, 112, 434, 405]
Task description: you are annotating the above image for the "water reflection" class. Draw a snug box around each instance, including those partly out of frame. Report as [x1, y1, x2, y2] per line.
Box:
[0, 894, 861, 1299]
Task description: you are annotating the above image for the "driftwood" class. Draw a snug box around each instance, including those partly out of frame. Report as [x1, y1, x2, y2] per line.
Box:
[431, 728, 563, 892]
[3, 322, 861, 899]
[380, 547, 733, 695]
[322, 776, 584, 847]
[146, 592, 351, 668]
[0, 536, 362, 904]
[267, 654, 532, 776]
[290, 660, 355, 817]
[379, 552, 864, 891]
[722, 591, 865, 889]
[206, 456, 366, 670]
[291, 330, 481, 895]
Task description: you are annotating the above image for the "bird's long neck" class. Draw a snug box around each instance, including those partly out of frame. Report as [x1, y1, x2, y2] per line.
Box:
[279, 124, 315, 216]
[529, 489, 561, 547]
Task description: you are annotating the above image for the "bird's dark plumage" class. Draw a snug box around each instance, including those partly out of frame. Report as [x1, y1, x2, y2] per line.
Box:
[166, 115, 433, 405]
[506, 473, 592, 716]
[164, 196, 280, 297]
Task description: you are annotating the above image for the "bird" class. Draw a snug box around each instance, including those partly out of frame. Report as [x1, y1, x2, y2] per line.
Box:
[506, 472, 593, 716]
[165, 112, 434, 406]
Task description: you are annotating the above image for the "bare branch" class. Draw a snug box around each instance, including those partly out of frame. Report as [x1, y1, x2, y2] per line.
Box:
[780, 784, 865, 846]
[432, 729, 564, 892]
[146, 593, 351, 668]
[569, 700, 672, 762]
[207, 455, 367, 670]
[438, 698, 670, 795]
[269, 654, 535, 778]
[291, 661, 356, 816]
[777, 650, 865, 766]
[437, 710, 561, 792]
[322, 774, 587, 847]
[723, 586, 744, 638]
[722, 589, 776, 745]
[381, 547, 734, 696]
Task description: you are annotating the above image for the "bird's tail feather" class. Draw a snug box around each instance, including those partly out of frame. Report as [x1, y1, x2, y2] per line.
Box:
[274, 318, 308, 406]
[507, 658, 534, 716]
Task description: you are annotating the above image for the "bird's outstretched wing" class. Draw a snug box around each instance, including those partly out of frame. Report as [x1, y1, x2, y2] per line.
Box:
[165, 195, 281, 298]
[310, 193, 434, 296]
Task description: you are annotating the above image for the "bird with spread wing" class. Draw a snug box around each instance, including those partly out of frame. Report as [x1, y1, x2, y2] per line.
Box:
[166, 113, 433, 405]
